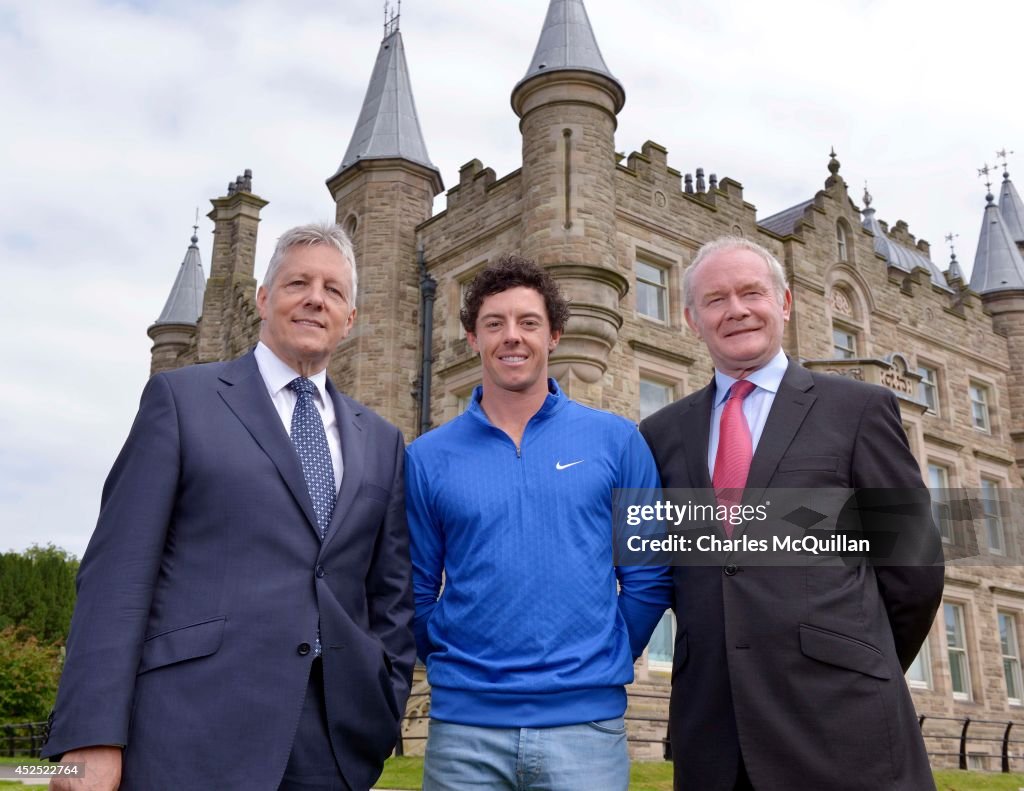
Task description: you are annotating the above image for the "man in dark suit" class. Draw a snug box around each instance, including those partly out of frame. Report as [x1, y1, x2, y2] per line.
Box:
[43, 223, 414, 791]
[639, 236, 943, 790]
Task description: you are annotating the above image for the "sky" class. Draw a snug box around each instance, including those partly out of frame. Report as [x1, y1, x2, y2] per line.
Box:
[2, 0, 1022, 558]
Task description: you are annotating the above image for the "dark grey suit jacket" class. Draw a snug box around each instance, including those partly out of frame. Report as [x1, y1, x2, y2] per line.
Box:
[43, 352, 414, 791]
[640, 360, 943, 791]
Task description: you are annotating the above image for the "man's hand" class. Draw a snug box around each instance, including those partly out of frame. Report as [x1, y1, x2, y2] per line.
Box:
[49, 746, 122, 791]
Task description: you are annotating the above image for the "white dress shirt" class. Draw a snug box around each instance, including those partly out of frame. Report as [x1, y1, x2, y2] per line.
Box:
[254, 341, 343, 493]
[707, 348, 789, 478]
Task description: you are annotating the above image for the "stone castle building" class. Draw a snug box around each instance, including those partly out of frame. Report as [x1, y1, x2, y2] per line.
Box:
[147, 0, 1024, 767]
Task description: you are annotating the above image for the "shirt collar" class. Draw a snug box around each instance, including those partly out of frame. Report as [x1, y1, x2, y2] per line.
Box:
[712, 349, 788, 407]
[254, 341, 329, 403]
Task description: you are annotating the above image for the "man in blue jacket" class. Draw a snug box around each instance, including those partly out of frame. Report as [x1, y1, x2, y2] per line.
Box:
[406, 255, 671, 791]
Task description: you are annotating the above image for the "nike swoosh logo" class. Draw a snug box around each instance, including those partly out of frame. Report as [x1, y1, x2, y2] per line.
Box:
[555, 460, 584, 470]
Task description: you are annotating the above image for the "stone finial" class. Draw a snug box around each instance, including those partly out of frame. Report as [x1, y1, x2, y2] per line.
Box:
[242, 169, 253, 192]
[709, 173, 718, 191]
[684, 173, 693, 194]
[863, 183, 873, 208]
[828, 147, 840, 176]
[227, 181, 236, 196]
[696, 168, 705, 193]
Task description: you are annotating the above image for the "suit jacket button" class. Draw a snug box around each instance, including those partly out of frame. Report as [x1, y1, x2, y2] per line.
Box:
[724, 564, 738, 576]
[297, 642, 311, 656]
[315, 565, 325, 578]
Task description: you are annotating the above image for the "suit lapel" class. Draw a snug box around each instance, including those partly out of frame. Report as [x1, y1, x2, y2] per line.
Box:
[745, 360, 816, 491]
[217, 352, 320, 537]
[321, 380, 366, 555]
[681, 380, 716, 489]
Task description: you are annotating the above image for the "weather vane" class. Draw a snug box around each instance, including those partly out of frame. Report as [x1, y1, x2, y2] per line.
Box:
[978, 163, 994, 193]
[193, 207, 199, 236]
[944, 232, 959, 258]
[383, 0, 401, 37]
[996, 148, 1014, 174]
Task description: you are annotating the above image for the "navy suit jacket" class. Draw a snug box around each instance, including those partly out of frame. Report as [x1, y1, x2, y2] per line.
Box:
[43, 352, 415, 791]
[640, 360, 943, 791]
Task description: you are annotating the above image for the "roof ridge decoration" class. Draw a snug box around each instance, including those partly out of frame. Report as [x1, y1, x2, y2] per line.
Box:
[155, 221, 206, 325]
[996, 148, 1024, 244]
[516, 0, 622, 91]
[860, 185, 952, 293]
[333, 26, 438, 178]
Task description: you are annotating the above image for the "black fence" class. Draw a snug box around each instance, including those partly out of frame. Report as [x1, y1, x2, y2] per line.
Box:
[1, 722, 47, 758]
[14, 708, 1024, 774]
[918, 714, 1024, 773]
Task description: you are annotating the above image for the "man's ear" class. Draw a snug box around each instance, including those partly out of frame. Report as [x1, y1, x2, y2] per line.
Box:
[467, 331, 480, 354]
[549, 330, 561, 351]
[684, 307, 701, 337]
[256, 286, 268, 321]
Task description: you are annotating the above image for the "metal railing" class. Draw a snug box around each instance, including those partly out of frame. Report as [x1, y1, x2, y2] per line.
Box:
[1, 722, 47, 758]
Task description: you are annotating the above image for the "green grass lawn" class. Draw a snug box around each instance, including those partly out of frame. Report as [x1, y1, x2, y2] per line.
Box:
[5, 755, 1024, 789]
[375, 760, 1024, 791]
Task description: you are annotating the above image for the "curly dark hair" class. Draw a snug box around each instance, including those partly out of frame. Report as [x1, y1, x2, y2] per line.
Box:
[460, 255, 571, 333]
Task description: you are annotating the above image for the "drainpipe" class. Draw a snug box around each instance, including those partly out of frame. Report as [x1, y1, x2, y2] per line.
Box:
[417, 241, 436, 436]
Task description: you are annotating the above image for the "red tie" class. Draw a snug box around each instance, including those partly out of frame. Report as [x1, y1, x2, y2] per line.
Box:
[712, 379, 757, 536]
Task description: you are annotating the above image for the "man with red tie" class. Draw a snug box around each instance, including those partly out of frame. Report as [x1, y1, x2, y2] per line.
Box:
[639, 237, 943, 790]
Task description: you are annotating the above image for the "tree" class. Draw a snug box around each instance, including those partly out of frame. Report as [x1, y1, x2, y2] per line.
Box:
[0, 544, 78, 645]
[0, 627, 62, 724]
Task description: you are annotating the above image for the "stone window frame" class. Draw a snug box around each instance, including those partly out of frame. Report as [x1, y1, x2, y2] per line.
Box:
[825, 271, 871, 361]
[925, 459, 955, 544]
[943, 599, 975, 702]
[637, 371, 679, 670]
[635, 255, 670, 324]
[997, 610, 1024, 705]
[916, 359, 942, 416]
[968, 378, 994, 435]
[633, 354, 687, 674]
[836, 218, 854, 263]
[978, 472, 1010, 558]
[448, 257, 490, 342]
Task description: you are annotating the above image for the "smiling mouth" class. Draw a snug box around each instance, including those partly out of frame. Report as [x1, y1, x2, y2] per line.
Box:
[499, 355, 527, 363]
[294, 319, 325, 329]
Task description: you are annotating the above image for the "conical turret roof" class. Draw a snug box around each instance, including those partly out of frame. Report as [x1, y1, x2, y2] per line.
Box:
[333, 29, 438, 178]
[516, 0, 621, 93]
[970, 192, 1024, 293]
[154, 229, 206, 325]
[998, 167, 1024, 244]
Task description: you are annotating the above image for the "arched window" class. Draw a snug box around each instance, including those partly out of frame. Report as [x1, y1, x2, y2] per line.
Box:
[836, 221, 849, 262]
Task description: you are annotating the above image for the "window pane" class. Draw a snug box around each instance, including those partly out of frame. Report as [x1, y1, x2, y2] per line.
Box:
[832, 328, 855, 359]
[918, 366, 937, 412]
[648, 612, 675, 664]
[983, 479, 1005, 554]
[636, 260, 665, 285]
[970, 384, 990, 430]
[639, 379, 672, 420]
[636, 281, 666, 321]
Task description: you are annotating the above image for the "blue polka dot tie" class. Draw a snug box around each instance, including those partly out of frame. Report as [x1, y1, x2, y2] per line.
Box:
[288, 377, 337, 541]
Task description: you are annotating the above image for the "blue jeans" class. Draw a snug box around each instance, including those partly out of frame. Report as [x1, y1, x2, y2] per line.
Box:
[422, 717, 629, 791]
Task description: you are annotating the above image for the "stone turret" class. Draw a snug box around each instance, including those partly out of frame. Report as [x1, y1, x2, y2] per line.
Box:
[511, 0, 628, 398]
[326, 23, 443, 437]
[197, 170, 267, 364]
[148, 224, 206, 375]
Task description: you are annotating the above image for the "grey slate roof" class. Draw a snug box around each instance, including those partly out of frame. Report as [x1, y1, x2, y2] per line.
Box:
[155, 231, 206, 325]
[517, 0, 622, 91]
[334, 30, 438, 177]
[946, 252, 965, 283]
[758, 199, 813, 236]
[998, 169, 1024, 243]
[970, 193, 1024, 294]
[861, 203, 952, 292]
